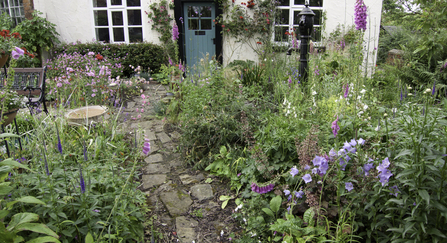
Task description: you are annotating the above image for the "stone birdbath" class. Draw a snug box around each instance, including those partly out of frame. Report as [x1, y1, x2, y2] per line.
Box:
[65, 105, 107, 126]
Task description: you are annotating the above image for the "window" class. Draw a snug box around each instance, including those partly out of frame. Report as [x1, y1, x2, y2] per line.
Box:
[0, 0, 25, 27]
[275, 0, 323, 44]
[92, 0, 143, 43]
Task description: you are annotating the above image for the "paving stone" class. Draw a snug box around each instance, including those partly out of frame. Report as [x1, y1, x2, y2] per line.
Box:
[176, 216, 198, 228]
[176, 217, 197, 243]
[159, 190, 192, 217]
[127, 101, 136, 109]
[138, 120, 153, 129]
[144, 131, 157, 141]
[196, 173, 205, 182]
[157, 132, 172, 143]
[145, 163, 170, 174]
[142, 174, 166, 190]
[170, 131, 181, 140]
[190, 184, 214, 201]
[145, 153, 163, 164]
[169, 159, 183, 168]
[179, 174, 199, 185]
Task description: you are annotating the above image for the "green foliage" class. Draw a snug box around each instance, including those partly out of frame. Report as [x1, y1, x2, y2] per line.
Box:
[13, 11, 60, 65]
[53, 42, 167, 76]
[0, 157, 60, 242]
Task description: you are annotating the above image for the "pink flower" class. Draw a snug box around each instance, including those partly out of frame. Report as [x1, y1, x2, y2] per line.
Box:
[137, 114, 141, 118]
[331, 115, 340, 137]
[141, 109, 144, 113]
[91, 93, 96, 97]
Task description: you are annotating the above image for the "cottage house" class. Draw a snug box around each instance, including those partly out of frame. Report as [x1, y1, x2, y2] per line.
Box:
[1, 0, 382, 70]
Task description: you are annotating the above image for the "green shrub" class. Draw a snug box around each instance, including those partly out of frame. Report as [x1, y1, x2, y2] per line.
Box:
[53, 42, 167, 77]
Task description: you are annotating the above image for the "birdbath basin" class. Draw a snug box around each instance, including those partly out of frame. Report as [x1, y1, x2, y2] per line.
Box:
[65, 105, 107, 125]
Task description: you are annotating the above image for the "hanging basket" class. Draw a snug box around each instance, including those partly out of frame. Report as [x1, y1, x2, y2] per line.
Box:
[1, 108, 18, 126]
[0, 54, 9, 69]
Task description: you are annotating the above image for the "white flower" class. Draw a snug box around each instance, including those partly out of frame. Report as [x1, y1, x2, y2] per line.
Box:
[312, 91, 317, 95]
[375, 126, 380, 131]
[360, 89, 367, 94]
[384, 113, 388, 117]
[221, 230, 224, 237]
[407, 86, 412, 90]
[235, 204, 243, 212]
[391, 108, 397, 113]
[424, 88, 431, 94]
[363, 104, 368, 110]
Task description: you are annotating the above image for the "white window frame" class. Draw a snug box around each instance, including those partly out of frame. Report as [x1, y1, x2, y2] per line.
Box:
[274, 1, 323, 46]
[92, 0, 143, 43]
[0, 0, 25, 27]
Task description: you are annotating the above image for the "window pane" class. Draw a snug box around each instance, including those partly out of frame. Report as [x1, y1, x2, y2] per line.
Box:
[201, 6, 211, 17]
[93, 0, 107, 7]
[275, 9, 289, 25]
[274, 26, 289, 42]
[96, 28, 110, 42]
[112, 11, 123, 25]
[294, 0, 322, 7]
[278, 0, 289, 6]
[94, 10, 108, 26]
[293, 10, 321, 25]
[127, 0, 140, 6]
[129, 27, 142, 42]
[127, 10, 141, 25]
[188, 6, 200, 17]
[111, 0, 122, 5]
[188, 19, 198, 30]
[113, 27, 125, 41]
[201, 19, 211, 30]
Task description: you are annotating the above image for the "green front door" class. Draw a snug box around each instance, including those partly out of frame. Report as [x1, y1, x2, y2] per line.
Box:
[183, 2, 215, 69]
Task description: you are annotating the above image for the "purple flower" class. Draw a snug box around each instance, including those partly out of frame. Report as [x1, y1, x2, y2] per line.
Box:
[290, 167, 299, 177]
[357, 138, 365, 145]
[55, 125, 63, 155]
[349, 139, 357, 147]
[302, 174, 312, 184]
[284, 189, 290, 196]
[295, 190, 304, 198]
[168, 58, 173, 66]
[331, 116, 340, 137]
[363, 163, 374, 176]
[389, 185, 400, 197]
[172, 23, 179, 40]
[354, 0, 368, 31]
[319, 160, 329, 175]
[376, 157, 390, 173]
[79, 166, 86, 194]
[252, 183, 274, 194]
[432, 81, 436, 95]
[11, 47, 24, 59]
[328, 149, 337, 159]
[378, 169, 393, 186]
[304, 164, 311, 170]
[345, 182, 354, 192]
[343, 83, 349, 98]
[312, 156, 325, 167]
[142, 138, 151, 156]
[179, 17, 184, 24]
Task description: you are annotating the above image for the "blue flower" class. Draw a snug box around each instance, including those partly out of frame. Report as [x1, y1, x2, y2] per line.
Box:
[79, 166, 86, 194]
[363, 163, 374, 176]
[302, 174, 312, 184]
[55, 125, 62, 155]
[284, 189, 290, 196]
[357, 138, 365, 145]
[345, 182, 354, 192]
[295, 190, 304, 198]
[389, 185, 400, 197]
[290, 167, 299, 177]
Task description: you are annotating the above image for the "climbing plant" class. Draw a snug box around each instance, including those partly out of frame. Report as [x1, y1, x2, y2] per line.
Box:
[147, 0, 177, 61]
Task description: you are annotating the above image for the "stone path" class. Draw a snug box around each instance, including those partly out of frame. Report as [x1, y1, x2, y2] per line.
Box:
[118, 83, 237, 242]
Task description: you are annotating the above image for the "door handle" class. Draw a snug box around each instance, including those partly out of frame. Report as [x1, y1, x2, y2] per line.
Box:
[212, 38, 215, 44]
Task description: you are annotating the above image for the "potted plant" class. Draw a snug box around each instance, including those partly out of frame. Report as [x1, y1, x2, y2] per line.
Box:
[1, 47, 26, 125]
[0, 29, 22, 68]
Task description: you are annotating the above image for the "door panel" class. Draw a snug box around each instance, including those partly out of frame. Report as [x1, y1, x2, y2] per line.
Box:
[184, 2, 215, 69]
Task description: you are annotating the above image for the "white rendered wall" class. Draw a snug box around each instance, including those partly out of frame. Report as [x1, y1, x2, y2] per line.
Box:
[34, 0, 382, 68]
[33, 0, 166, 45]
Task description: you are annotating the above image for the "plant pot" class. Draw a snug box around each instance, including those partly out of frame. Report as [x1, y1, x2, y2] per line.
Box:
[1, 108, 18, 126]
[0, 54, 9, 69]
